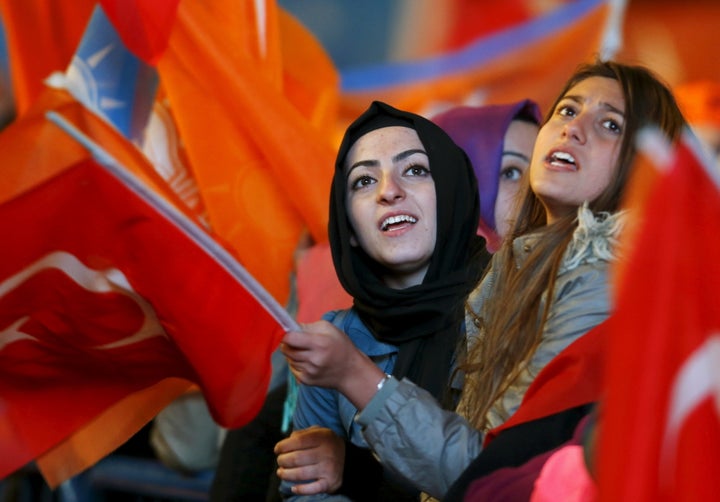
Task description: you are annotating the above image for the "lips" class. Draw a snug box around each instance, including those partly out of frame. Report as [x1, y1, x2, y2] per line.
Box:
[546, 150, 578, 171]
[380, 213, 417, 231]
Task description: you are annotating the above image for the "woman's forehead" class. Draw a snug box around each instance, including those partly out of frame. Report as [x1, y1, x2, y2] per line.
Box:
[344, 126, 424, 166]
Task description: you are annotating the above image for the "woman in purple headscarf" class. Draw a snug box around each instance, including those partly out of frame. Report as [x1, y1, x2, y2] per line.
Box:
[432, 100, 541, 252]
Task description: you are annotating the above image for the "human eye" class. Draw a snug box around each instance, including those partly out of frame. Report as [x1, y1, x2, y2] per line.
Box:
[556, 104, 576, 118]
[404, 163, 431, 177]
[500, 165, 523, 181]
[348, 174, 376, 191]
[601, 117, 623, 135]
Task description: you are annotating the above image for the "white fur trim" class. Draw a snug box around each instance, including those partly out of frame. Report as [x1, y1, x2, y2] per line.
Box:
[562, 203, 626, 273]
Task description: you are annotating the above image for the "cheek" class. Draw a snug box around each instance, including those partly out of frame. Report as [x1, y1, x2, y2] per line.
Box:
[425, 192, 438, 234]
[494, 190, 509, 220]
[346, 199, 367, 247]
[589, 150, 620, 195]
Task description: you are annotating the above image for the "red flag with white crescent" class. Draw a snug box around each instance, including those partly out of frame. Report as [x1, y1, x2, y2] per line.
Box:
[598, 131, 720, 501]
[0, 89, 293, 486]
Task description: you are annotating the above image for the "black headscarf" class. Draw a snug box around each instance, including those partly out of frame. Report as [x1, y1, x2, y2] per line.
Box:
[329, 101, 489, 401]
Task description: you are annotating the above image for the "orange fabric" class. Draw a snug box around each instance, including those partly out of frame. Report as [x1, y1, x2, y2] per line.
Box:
[674, 80, 720, 128]
[0, 0, 96, 117]
[36, 379, 191, 487]
[0, 87, 188, 211]
[157, 0, 338, 304]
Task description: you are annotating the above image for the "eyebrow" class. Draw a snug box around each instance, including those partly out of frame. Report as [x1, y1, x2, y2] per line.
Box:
[347, 148, 428, 173]
[563, 94, 625, 117]
[502, 150, 530, 162]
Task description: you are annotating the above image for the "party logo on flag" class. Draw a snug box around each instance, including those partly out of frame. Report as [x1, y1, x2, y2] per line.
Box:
[48, 4, 158, 144]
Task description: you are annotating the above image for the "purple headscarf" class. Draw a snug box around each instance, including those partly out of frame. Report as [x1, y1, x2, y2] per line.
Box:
[432, 100, 542, 237]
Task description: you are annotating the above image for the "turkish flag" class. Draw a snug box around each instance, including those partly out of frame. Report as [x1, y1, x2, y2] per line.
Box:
[0, 87, 292, 487]
[597, 132, 720, 501]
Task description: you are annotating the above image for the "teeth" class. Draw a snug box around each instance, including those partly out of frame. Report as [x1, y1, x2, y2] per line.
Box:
[551, 151, 576, 164]
[381, 215, 417, 231]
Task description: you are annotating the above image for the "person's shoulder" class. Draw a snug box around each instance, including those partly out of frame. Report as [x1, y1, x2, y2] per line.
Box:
[322, 308, 357, 327]
[324, 308, 397, 355]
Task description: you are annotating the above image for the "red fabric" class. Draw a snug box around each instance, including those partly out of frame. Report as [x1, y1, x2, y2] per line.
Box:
[0, 88, 284, 486]
[99, 0, 180, 65]
[485, 322, 606, 446]
[295, 243, 352, 324]
[445, 0, 531, 51]
[597, 136, 720, 501]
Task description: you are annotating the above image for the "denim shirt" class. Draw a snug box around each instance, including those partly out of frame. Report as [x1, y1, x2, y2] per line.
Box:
[280, 309, 397, 500]
[291, 308, 397, 447]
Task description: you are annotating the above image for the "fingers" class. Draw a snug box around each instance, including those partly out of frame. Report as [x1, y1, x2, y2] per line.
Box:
[293, 479, 338, 496]
[276, 451, 338, 495]
[276, 461, 342, 494]
[281, 329, 309, 350]
[274, 426, 330, 454]
[275, 427, 345, 495]
[285, 477, 333, 496]
[276, 448, 315, 470]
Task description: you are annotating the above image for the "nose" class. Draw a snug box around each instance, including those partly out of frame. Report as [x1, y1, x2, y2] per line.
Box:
[562, 113, 588, 144]
[378, 173, 405, 203]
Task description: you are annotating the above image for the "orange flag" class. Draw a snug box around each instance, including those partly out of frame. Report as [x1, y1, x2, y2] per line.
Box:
[0, 0, 96, 117]
[598, 131, 720, 501]
[0, 87, 293, 487]
[157, 0, 339, 304]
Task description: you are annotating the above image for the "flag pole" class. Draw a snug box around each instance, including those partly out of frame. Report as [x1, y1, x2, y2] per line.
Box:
[45, 110, 300, 333]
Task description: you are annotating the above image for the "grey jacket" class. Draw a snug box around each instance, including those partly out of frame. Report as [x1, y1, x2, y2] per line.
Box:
[355, 205, 625, 499]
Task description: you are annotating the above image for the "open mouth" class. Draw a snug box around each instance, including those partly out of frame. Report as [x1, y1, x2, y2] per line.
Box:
[548, 151, 577, 170]
[381, 214, 417, 231]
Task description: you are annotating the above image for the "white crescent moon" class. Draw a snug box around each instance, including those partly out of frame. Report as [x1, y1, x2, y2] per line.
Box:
[0, 250, 166, 352]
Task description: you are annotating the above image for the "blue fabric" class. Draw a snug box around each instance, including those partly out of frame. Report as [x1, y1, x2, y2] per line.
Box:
[291, 308, 397, 447]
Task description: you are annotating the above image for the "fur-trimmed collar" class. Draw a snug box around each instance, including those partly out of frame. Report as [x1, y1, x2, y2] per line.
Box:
[561, 203, 626, 273]
[511, 203, 627, 273]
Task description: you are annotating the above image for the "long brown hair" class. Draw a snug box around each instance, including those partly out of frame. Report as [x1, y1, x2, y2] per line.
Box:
[461, 60, 686, 431]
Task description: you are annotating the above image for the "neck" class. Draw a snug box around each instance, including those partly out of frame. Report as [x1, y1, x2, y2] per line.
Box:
[382, 265, 428, 289]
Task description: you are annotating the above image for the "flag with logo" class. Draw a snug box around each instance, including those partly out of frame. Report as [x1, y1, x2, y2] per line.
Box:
[155, 0, 338, 304]
[0, 87, 296, 487]
[597, 130, 720, 501]
[0, 1, 337, 307]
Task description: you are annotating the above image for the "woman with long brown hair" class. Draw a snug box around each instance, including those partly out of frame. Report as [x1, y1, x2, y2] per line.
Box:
[279, 60, 686, 500]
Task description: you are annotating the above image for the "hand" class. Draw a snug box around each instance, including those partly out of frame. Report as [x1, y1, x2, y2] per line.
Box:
[275, 426, 345, 495]
[281, 321, 384, 409]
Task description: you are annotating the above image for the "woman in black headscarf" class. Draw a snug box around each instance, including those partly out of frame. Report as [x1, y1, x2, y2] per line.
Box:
[278, 101, 488, 500]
